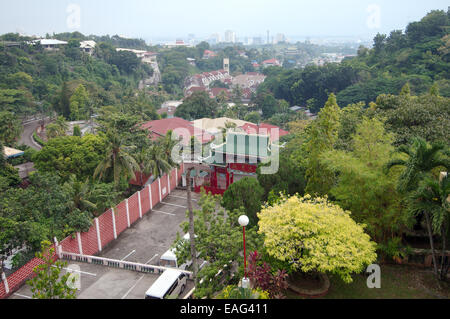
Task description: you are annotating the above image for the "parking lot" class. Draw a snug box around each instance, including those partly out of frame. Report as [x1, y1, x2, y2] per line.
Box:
[9, 189, 200, 299]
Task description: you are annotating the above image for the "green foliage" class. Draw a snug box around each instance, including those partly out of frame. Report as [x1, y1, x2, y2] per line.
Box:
[27, 241, 77, 299]
[175, 191, 263, 298]
[217, 285, 270, 299]
[175, 91, 218, 120]
[320, 117, 404, 243]
[305, 94, 341, 196]
[93, 130, 139, 187]
[33, 132, 46, 146]
[373, 91, 450, 146]
[258, 195, 378, 283]
[0, 111, 22, 145]
[0, 172, 92, 245]
[387, 137, 449, 193]
[69, 84, 89, 120]
[73, 125, 81, 137]
[222, 177, 264, 226]
[244, 111, 262, 124]
[257, 150, 306, 201]
[257, 10, 450, 114]
[32, 134, 107, 181]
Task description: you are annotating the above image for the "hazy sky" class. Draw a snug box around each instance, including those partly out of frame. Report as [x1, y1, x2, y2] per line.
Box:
[0, 0, 448, 42]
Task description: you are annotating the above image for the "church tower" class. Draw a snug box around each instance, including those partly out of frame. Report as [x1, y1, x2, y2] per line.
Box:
[223, 58, 230, 74]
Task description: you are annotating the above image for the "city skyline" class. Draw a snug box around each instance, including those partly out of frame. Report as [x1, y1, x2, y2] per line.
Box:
[0, 0, 448, 44]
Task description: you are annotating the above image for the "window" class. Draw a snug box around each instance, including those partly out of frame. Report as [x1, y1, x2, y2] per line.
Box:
[164, 280, 179, 299]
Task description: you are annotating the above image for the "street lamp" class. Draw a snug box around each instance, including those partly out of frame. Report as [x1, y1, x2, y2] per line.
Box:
[238, 215, 250, 289]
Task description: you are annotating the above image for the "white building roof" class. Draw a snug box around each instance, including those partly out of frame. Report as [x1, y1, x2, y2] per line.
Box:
[192, 117, 252, 135]
[36, 39, 68, 46]
[80, 40, 96, 49]
[3, 146, 24, 158]
[145, 269, 182, 299]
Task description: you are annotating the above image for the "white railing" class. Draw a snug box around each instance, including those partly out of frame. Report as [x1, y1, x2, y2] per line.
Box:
[60, 252, 194, 279]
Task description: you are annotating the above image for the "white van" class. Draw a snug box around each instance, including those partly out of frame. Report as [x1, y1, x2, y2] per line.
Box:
[159, 233, 200, 270]
[145, 269, 187, 299]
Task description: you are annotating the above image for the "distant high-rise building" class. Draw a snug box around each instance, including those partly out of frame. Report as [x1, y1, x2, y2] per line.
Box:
[267, 30, 270, 45]
[224, 30, 236, 43]
[209, 33, 221, 44]
[275, 33, 286, 44]
[253, 37, 262, 45]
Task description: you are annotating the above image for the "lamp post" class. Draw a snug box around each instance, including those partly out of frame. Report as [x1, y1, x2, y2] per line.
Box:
[238, 215, 250, 289]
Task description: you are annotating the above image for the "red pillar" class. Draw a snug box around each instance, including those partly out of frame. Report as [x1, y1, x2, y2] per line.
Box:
[243, 226, 247, 278]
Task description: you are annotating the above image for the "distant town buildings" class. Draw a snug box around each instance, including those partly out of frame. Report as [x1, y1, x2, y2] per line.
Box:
[224, 30, 236, 43]
[231, 73, 266, 89]
[275, 33, 286, 44]
[203, 50, 218, 59]
[262, 58, 282, 67]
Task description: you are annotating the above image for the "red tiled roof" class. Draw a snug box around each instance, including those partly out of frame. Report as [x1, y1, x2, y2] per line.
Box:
[186, 86, 207, 95]
[262, 58, 280, 65]
[204, 50, 217, 56]
[141, 117, 214, 144]
[210, 87, 230, 98]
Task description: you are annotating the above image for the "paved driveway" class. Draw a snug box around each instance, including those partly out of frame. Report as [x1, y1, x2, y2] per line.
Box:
[10, 189, 200, 299]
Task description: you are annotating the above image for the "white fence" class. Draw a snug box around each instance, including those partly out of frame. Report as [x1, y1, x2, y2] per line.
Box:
[60, 252, 194, 279]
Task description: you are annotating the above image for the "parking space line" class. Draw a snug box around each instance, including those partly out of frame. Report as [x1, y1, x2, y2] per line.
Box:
[56, 266, 97, 277]
[121, 250, 136, 261]
[14, 293, 32, 299]
[121, 254, 159, 299]
[161, 202, 187, 209]
[153, 210, 176, 216]
[169, 195, 197, 202]
[146, 254, 159, 264]
[121, 274, 145, 299]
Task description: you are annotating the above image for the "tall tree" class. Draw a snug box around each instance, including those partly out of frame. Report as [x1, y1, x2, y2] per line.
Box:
[222, 177, 264, 227]
[320, 117, 402, 244]
[0, 111, 22, 145]
[69, 84, 89, 120]
[387, 137, 449, 276]
[387, 138, 449, 193]
[93, 131, 139, 187]
[305, 94, 341, 196]
[408, 174, 449, 280]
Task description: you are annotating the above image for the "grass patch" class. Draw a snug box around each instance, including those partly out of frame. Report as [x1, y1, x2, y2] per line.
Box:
[286, 265, 450, 299]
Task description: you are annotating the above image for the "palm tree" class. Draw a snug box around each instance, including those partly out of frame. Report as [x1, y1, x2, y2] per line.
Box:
[94, 131, 140, 187]
[387, 137, 449, 279]
[63, 175, 97, 214]
[159, 130, 179, 167]
[409, 174, 449, 280]
[146, 144, 172, 179]
[387, 137, 448, 193]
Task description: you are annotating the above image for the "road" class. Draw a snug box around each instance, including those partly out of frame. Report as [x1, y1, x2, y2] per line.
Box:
[19, 118, 48, 150]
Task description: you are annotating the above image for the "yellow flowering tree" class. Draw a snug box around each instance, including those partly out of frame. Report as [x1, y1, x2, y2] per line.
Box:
[258, 195, 377, 283]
